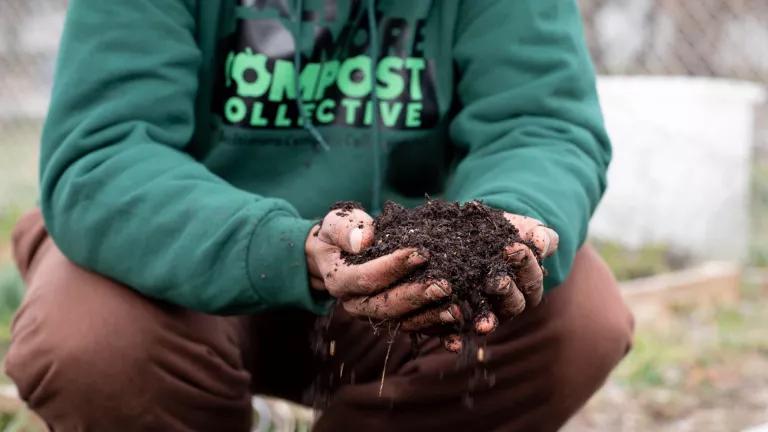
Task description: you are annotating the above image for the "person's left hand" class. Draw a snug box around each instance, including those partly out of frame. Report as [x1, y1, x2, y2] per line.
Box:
[398, 213, 559, 352]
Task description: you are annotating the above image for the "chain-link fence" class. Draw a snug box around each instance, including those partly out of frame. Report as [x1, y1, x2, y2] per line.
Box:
[2, 1, 765, 124]
[0, 0, 66, 211]
[1, 0, 766, 132]
[580, 0, 768, 83]
[579, 0, 768, 155]
[0, 0, 66, 122]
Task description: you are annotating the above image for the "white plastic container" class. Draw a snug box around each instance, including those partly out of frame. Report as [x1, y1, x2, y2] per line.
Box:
[591, 76, 766, 261]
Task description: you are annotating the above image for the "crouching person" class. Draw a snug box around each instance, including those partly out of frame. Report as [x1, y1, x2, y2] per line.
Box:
[6, 0, 633, 431]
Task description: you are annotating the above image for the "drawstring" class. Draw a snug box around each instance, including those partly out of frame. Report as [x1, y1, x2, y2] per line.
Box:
[292, 0, 382, 212]
[293, 0, 330, 151]
[366, 0, 382, 214]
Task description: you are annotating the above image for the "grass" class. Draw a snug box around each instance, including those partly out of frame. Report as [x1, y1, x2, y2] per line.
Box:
[0, 125, 36, 360]
[0, 207, 24, 256]
[0, 205, 28, 348]
[0, 131, 39, 214]
[0, 125, 42, 431]
[591, 239, 691, 281]
[750, 158, 768, 267]
[568, 282, 768, 431]
[0, 267, 22, 346]
[617, 282, 768, 387]
[0, 410, 42, 432]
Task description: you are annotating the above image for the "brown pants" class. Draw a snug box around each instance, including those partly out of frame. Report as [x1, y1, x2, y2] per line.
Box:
[5, 210, 633, 432]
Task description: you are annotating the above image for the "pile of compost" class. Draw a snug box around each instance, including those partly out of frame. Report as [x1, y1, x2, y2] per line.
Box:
[340, 199, 541, 330]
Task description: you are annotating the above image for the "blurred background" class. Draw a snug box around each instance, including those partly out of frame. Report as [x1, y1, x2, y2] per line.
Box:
[0, 0, 767, 431]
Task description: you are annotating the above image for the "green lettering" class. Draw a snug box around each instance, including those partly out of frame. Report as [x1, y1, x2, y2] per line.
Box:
[314, 60, 340, 100]
[380, 102, 403, 127]
[225, 97, 247, 123]
[342, 99, 361, 124]
[405, 102, 422, 127]
[404, 58, 426, 101]
[298, 103, 316, 126]
[269, 60, 320, 102]
[376, 56, 405, 100]
[317, 99, 336, 124]
[338, 56, 372, 98]
[275, 104, 292, 127]
[249, 102, 268, 126]
[232, 50, 271, 97]
[363, 100, 373, 126]
[268, 60, 293, 102]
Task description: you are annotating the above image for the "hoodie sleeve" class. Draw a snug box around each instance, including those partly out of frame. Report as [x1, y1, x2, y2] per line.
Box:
[39, 0, 329, 314]
[445, 0, 611, 290]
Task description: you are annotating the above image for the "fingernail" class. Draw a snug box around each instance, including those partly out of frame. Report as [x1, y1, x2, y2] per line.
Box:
[408, 251, 428, 265]
[439, 309, 455, 323]
[348, 228, 363, 253]
[548, 229, 559, 252]
[425, 283, 450, 300]
[439, 305, 460, 323]
[443, 335, 463, 353]
[507, 249, 526, 264]
[474, 313, 498, 335]
[495, 276, 512, 294]
[541, 233, 551, 257]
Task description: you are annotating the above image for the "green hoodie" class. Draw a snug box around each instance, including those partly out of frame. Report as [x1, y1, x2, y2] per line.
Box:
[40, 0, 610, 314]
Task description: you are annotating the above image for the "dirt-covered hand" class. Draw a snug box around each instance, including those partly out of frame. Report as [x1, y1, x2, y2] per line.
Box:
[492, 213, 559, 316]
[305, 207, 451, 320]
[400, 212, 559, 353]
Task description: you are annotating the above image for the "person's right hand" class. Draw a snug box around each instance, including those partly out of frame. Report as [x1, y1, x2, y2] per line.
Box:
[305, 207, 453, 322]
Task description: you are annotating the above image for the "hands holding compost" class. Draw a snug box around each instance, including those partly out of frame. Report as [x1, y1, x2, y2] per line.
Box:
[305, 201, 559, 352]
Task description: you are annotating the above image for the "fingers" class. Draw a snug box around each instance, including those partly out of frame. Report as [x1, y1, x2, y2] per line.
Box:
[442, 334, 462, 353]
[318, 208, 375, 253]
[342, 280, 451, 319]
[308, 216, 428, 298]
[485, 273, 526, 320]
[399, 304, 497, 336]
[329, 248, 427, 296]
[400, 303, 462, 332]
[484, 274, 512, 295]
[505, 243, 545, 308]
[502, 214, 559, 257]
[473, 311, 498, 335]
[531, 226, 559, 258]
[495, 282, 527, 319]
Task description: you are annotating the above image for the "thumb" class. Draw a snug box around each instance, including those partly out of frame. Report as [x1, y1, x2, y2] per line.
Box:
[531, 225, 559, 258]
[318, 208, 375, 254]
[503, 213, 559, 257]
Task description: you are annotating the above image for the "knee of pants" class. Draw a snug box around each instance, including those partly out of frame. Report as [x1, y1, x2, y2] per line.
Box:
[5, 312, 154, 412]
[566, 296, 634, 371]
[5, 309, 253, 431]
[548, 294, 635, 412]
[4, 232, 254, 430]
[595, 299, 635, 359]
[556, 249, 636, 370]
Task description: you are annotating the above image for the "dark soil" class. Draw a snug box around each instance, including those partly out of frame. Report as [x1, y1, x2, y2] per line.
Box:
[341, 199, 541, 331]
